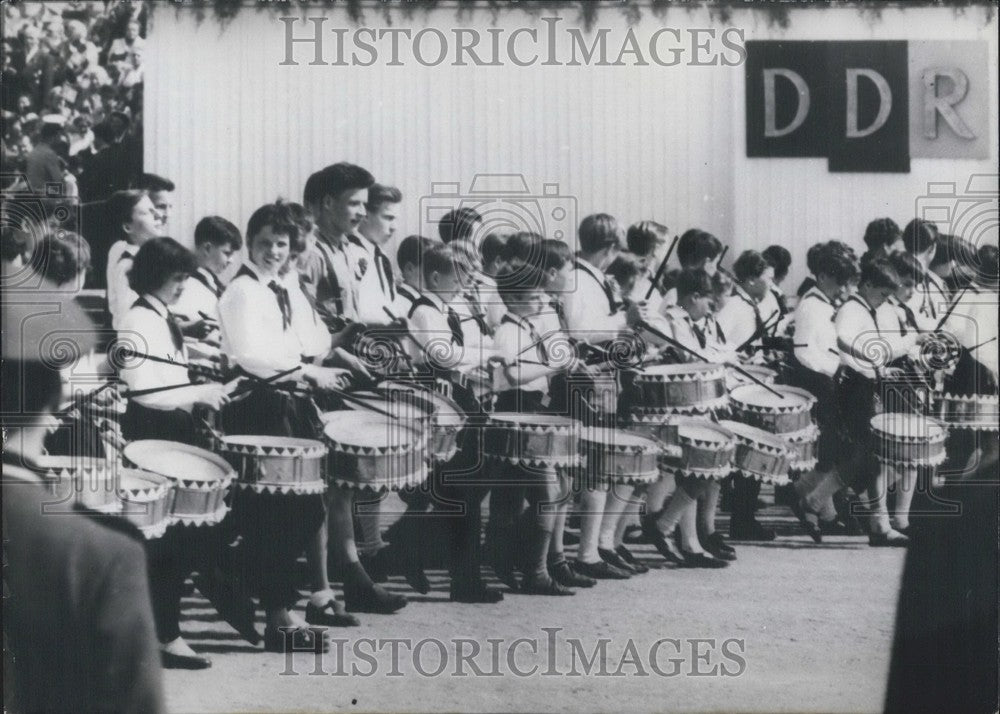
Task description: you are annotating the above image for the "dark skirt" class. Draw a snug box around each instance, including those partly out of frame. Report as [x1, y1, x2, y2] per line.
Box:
[785, 361, 839, 473]
[122, 400, 199, 445]
[834, 367, 881, 493]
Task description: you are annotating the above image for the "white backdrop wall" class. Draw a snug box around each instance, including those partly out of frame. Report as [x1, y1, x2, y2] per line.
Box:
[145, 5, 998, 291]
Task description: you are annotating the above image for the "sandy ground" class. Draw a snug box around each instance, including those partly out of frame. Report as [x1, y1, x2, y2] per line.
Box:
[164, 505, 906, 714]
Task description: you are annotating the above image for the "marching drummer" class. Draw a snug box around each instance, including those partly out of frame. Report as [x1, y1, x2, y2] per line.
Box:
[394, 234, 435, 312]
[786, 242, 859, 541]
[660, 228, 723, 307]
[171, 215, 242, 333]
[901, 219, 947, 331]
[833, 257, 923, 547]
[105, 189, 162, 330]
[716, 250, 781, 357]
[351, 183, 403, 326]
[117, 237, 249, 669]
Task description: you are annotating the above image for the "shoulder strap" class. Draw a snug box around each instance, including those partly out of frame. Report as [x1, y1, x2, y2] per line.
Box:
[407, 295, 437, 320]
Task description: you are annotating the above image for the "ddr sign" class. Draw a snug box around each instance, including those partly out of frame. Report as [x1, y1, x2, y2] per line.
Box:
[745, 41, 989, 172]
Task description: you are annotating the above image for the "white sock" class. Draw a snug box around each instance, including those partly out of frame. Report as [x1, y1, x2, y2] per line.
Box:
[577, 488, 607, 563]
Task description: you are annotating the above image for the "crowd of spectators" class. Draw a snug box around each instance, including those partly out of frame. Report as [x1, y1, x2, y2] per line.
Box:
[2, 1, 146, 201]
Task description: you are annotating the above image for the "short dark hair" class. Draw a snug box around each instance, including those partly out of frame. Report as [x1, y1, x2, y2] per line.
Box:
[494, 264, 544, 307]
[931, 234, 972, 270]
[902, 218, 938, 255]
[888, 250, 924, 286]
[480, 232, 507, 268]
[676, 229, 722, 267]
[397, 234, 436, 271]
[303, 163, 375, 208]
[105, 189, 148, 242]
[977, 244, 998, 284]
[860, 257, 901, 291]
[246, 200, 304, 254]
[366, 183, 402, 213]
[733, 250, 768, 282]
[626, 220, 668, 258]
[863, 218, 901, 252]
[39, 122, 62, 142]
[438, 207, 482, 244]
[762, 245, 792, 283]
[675, 268, 713, 301]
[813, 242, 859, 286]
[422, 243, 456, 285]
[284, 202, 314, 252]
[540, 239, 572, 272]
[606, 253, 643, 291]
[128, 237, 197, 295]
[578, 213, 623, 254]
[502, 231, 542, 266]
[194, 216, 242, 250]
[138, 173, 175, 192]
[32, 231, 91, 286]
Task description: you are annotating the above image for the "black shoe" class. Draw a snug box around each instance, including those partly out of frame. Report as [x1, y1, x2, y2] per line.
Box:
[729, 520, 776, 541]
[701, 533, 737, 561]
[679, 551, 729, 569]
[573, 559, 631, 580]
[789, 499, 823, 544]
[521, 574, 575, 596]
[868, 532, 909, 548]
[193, 569, 261, 645]
[305, 599, 360, 627]
[403, 562, 431, 595]
[264, 625, 328, 653]
[359, 548, 391, 584]
[549, 559, 596, 588]
[647, 528, 686, 565]
[450, 582, 504, 603]
[614, 545, 650, 573]
[598, 547, 643, 575]
[161, 649, 212, 670]
[343, 582, 408, 614]
[488, 546, 521, 592]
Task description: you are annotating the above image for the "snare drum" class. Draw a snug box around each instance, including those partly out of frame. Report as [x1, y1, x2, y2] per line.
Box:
[783, 425, 820, 473]
[214, 435, 327, 495]
[631, 363, 729, 414]
[870, 413, 948, 468]
[581, 427, 662, 484]
[483, 413, 581, 469]
[379, 381, 466, 463]
[662, 419, 736, 480]
[623, 413, 683, 469]
[930, 392, 1000, 431]
[729, 384, 816, 434]
[718, 420, 792, 484]
[725, 364, 777, 391]
[123, 440, 235, 527]
[117, 469, 175, 539]
[321, 410, 428, 491]
[33, 455, 120, 513]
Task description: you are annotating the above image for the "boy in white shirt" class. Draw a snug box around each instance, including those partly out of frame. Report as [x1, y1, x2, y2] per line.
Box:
[352, 184, 402, 326]
[105, 189, 160, 329]
[171, 216, 241, 346]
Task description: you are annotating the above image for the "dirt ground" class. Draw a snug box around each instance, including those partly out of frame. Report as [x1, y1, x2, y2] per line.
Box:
[164, 503, 906, 714]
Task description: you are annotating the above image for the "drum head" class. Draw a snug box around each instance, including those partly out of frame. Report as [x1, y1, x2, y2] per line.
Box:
[674, 419, 735, 445]
[342, 390, 433, 421]
[322, 410, 424, 448]
[123, 439, 234, 483]
[379, 382, 466, 427]
[489, 412, 577, 429]
[730, 384, 815, 410]
[118, 468, 170, 495]
[639, 363, 724, 379]
[584, 427, 659, 451]
[870, 413, 946, 441]
[717, 420, 789, 452]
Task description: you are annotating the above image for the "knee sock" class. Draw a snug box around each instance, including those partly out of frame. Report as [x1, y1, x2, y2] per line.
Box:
[867, 471, 892, 535]
[654, 487, 696, 536]
[644, 473, 675, 515]
[598, 484, 634, 550]
[697, 480, 722, 536]
[678, 501, 704, 553]
[890, 468, 916, 530]
[577, 487, 608, 564]
[355, 500, 386, 557]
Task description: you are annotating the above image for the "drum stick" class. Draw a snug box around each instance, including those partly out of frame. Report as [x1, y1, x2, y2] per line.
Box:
[639, 319, 785, 399]
[197, 311, 218, 323]
[121, 382, 202, 399]
[644, 234, 679, 301]
[967, 335, 997, 352]
[737, 311, 781, 352]
[933, 286, 968, 331]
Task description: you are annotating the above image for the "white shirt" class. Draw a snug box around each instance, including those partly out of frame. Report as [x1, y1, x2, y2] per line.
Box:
[172, 267, 223, 322]
[941, 284, 998, 380]
[218, 261, 330, 378]
[834, 295, 916, 379]
[118, 294, 218, 411]
[904, 270, 949, 332]
[404, 290, 465, 370]
[350, 234, 397, 326]
[492, 312, 551, 394]
[448, 290, 495, 361]
[106, 239, 138, 330]
[472, 274, 506, 332]
[562, 257, 626, 342]
[716, 285, 771, 352]
[663, 305, 736, 365]
[793, 287, 840, 377]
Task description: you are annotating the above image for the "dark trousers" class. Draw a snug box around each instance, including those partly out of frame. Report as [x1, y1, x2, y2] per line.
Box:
[729, 474, 762, 527]
[145, 525, 226, 643]
[785, 362, 839, 472]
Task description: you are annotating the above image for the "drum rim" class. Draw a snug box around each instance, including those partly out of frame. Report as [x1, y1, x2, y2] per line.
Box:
[729, 384, 816, 412]
[869, 412, 947, 443]
[321, 413, 425, 451]
[634, 362, 726, 380]
[217, 434, 327, 455]
[117, 467, 173, 498]
[672, 418, 737, 447]
[377, 381, 467, 425]
[717, 419, 791, 454]
[123, 439, 236, 484]
[487, 412, 578, 429]
[581, 428, 662, 453]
